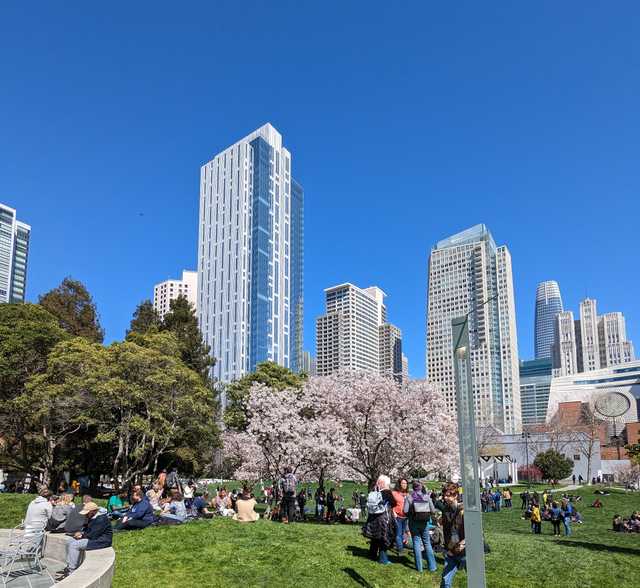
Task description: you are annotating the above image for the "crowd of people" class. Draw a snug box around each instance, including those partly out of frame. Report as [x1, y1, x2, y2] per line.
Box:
[613, 511, 640, 533]
[480, 486, 512, 512]
[360, 475, 467, 588]
[521, 489, 583, 535]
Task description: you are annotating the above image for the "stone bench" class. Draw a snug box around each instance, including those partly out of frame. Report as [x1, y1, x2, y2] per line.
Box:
[0, 529, 115, 587]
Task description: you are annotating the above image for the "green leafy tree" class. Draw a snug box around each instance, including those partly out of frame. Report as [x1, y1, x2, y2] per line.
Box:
[39, 277, 105, 343]
[625, 443, 640, 466]
[0, 304, 69, 476]
[161, 295, 214, 384]
[128, 300, 161, 335]
[533, 449, 574, 484]
[94, 332, 219, 486]
[224, 361, 306, 431]
[14, 338, 106, 487]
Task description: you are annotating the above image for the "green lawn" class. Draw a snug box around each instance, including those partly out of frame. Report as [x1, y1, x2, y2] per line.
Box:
[1, 487, 639, 587]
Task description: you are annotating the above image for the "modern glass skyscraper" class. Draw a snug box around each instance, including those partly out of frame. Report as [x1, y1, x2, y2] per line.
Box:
[426, 224, 521, 434]
[534, 280, 563, 359]
[197, 124, 303, 388]
[0, 203, 30, 304]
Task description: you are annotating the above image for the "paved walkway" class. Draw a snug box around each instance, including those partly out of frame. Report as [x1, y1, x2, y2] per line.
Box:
[0, 556, 65, 588]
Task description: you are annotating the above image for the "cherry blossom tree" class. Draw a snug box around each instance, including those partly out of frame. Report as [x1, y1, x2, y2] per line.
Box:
[224, 371, 458, 488]
[317, 371, 458, 488]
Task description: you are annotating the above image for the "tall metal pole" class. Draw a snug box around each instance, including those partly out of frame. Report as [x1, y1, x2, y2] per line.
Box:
[452, 316, 486, 588]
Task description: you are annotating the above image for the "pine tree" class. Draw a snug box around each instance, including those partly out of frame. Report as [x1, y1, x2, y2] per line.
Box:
[128, 300, 161, 335]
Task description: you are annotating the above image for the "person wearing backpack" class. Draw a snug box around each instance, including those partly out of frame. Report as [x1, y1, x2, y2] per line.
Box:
[550, 501, 562, 536]
[362, 475, 397, 565]
[279, 467, 297, 524]
[404, 481, 437, 573]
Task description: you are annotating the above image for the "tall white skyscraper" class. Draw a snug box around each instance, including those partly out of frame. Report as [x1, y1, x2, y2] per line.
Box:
[552, 298, 635, 375]
[153, 270, 197, 320]
[316, 283, 403, 379]
[426, 224, 521, 434]
[197, 124, 303, 385]
[0, 203, 30, 304]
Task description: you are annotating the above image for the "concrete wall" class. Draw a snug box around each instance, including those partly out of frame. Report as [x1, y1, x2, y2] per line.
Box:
[0, 529, 115, 587]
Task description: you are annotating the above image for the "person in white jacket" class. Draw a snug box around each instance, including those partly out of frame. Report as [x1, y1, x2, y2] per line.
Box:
[24, 488, 54, 536]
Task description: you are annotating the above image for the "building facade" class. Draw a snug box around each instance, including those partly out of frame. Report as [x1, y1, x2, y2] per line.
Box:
[519, 358, 552, 426]
[153, 270, 197, 320]
[552, 298, 635, 376]
[426, 224, 521, 434]
[197, 124, 304, 385]
[534, 280, 563, 360]
[301, 350, 317, 376]
[316, 283, 404, 380]
[0, 203, 30, 304]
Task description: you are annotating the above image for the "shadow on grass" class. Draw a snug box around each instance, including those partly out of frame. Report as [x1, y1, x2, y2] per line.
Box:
[553, 539, 640, 556]
[342, 567, 374, 588]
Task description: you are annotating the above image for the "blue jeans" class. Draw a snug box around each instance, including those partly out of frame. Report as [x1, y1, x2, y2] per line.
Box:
[440, 554, 466, 588]
[395, 517, 408, 551]
[563, 517, 572, 536]
[411, 524, 437, 572]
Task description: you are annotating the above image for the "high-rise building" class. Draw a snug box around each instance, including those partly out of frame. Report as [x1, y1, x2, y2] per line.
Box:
[197, 124, 304, 385]
[153, 270, 197, 320]
[379, 323, 403, 382]
[519, 358, 552, 426]
[301, 351, 316, 376]
[316, 283, 404, 380]
[552, 298, 634, 376]
[402, 354, 409, 382]
[426, 224, 521, 434]
[0, 203, 30, 304]
[534, 281, 563, 360]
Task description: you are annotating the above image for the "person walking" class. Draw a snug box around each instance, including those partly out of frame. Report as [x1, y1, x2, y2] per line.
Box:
[578, 474, 583, 485]
[362, 475, 397, 565]
[404, 481, 437, 573]
[391, 478, 409, 554]
[550, 501, 562, 536]
[439, 482, 466, 588]
[572, 474, 576, 485]
[279, 467, 298, 524]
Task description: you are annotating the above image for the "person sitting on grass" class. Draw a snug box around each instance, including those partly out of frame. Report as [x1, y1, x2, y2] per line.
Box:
[159, 492, 187, 525]
[193, 492, 214, 518]
[48, 493, 75, 532]
[613, 514, 623, 532]
[591, 498, 603, 508]
[57, 501, 112, 580]
[233, 486, 259, 522]
[115, 489, 155, 530]
[107, 491, 129, 519]
[215, 488, 235, 516]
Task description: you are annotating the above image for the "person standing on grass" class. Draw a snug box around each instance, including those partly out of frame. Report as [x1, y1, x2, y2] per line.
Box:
[439, 482, 466, 588]
[297, 488, 307, 521]
[279, 467, 297, 524]
[326, 488, 338, 523]
[362, 475, 397, 565]
[521, 489, 529, 510]
[391, 478, 409, 554]
[404, 481, 437, 573]
[561, 499, 573, 536]
[550, 501, 562, 536]
[530, 501, 542, 534]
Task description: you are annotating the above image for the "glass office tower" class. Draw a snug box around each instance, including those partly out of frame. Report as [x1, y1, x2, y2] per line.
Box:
[534, 280, 563, 360]
[0, 203, 30, 304]
[197, 124, 304, 390]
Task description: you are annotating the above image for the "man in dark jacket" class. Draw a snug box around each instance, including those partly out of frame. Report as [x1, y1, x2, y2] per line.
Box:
[59, 502, 113, 579]
[115, 489, 155, 530]
[440, 483, 466, 588]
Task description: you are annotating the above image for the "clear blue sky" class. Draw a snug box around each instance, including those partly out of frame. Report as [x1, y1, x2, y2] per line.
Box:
[2, 1, 638, 377]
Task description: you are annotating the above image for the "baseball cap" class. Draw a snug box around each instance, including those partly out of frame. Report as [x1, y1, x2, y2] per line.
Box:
[79, 502, 99, 515]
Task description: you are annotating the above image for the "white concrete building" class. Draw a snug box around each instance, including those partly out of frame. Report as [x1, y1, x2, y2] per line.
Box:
[316, 283, 404, 380]
[197, 124, 304, 386]
[552, 298, 635, 376]
[301, 351, 316, 376]
[0, 203, 30, 304]
[426, 224, 521, 434]
[153, 270, 197, 319]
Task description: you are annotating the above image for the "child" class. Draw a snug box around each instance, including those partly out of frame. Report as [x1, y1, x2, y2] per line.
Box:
[530, 502, 542, 534]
